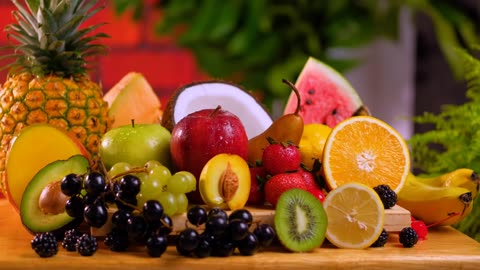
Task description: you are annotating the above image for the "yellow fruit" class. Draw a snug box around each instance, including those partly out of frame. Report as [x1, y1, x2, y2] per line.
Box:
[298, 123, 332, 170]
[5, 124, 89, 211]
[397, 172, 476, 226]
[199, 154, 251, 210]
[323, 182, 385, 249]
[0, 1, 112, 194]
[322, 116, 410, 193]
[414, 168, 479, 199]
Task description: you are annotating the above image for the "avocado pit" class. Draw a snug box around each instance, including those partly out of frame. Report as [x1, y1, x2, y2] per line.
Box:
[38, 181, 69, 215]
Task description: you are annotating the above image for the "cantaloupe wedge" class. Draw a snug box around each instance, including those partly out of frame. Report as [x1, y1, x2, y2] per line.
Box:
[104, 72, 162, 128]
[5, 124, 89, 211]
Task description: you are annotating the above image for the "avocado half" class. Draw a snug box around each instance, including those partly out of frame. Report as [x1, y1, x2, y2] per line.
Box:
[20, 155, 89, 238]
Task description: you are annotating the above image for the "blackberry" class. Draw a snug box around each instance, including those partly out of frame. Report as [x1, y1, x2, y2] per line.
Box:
[31, 232, 58, 258]
[373, 184, 397, 209]
[76, 233, 98, 256]
[370, 229, 389, 247]
[104, 229, 129, 252]
[62, 229, 82, 251]
[399, 227, 418, 248]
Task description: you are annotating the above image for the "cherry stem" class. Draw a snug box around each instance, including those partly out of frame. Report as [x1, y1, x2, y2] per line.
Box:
[426, 212, 460, 228]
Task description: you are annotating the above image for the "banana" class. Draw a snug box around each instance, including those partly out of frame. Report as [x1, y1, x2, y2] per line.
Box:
[414, 168, 479, 198]
[397, 171, 478, 227]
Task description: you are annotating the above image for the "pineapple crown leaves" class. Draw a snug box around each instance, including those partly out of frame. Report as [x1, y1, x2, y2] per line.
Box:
[1, 0, 110, 77]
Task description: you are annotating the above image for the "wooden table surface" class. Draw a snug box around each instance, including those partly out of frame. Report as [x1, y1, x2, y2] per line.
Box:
[0, 199, 479, 270]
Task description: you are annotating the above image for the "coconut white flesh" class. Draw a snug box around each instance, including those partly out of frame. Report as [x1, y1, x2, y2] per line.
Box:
[173, 82, 273, 139]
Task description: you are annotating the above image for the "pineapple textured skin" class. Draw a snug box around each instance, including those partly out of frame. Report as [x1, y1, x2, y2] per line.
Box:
[0, 73, 112, 193]
[0, 0, 113, 195]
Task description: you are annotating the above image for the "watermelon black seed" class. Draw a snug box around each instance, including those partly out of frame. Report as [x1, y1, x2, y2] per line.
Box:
[308, 89, 315, 94]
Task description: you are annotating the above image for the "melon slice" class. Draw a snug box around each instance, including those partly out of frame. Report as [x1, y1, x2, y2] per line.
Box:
[161, 81, 273, 139]
[284, 57, 369, 127]
[104, 72, 162, 128]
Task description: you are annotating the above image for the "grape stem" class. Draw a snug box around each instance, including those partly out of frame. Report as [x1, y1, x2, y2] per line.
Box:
[110, 167, 149, 182]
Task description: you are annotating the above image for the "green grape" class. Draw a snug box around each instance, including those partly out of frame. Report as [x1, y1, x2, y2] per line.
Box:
[149, 165, 172, 182]
[167, 171, 196, 194]
[158, 191, 177, 216]
[136, 192, 148, 208]
[136, 173, 165, 207]
[108, 162, 131, 178]
[145, 160, 163, 171]
[175, 171, 197, 192]
[175, 193, 188, 215]
[135, 172, 149, 183]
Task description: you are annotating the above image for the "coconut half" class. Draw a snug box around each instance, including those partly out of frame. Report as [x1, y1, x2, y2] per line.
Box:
[162, 81, 273, 139]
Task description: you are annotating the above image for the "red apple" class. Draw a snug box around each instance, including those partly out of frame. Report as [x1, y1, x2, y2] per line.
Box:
[170, 106, 249, 203]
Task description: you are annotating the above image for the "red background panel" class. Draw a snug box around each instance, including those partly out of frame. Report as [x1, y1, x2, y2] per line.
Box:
[0, 1, 204, 108]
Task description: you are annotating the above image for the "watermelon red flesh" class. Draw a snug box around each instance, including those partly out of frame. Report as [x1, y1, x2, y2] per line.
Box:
[283, 57, 364, 127]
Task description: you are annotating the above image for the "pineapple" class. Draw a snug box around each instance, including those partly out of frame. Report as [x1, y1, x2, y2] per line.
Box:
[0, 0, 112, 194]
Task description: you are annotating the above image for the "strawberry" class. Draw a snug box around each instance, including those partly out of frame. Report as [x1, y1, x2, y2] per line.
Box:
[308, 188, 326, 203]
[248, 166, 268, 205]
[297, 169, 321, 191]
[262, 140, 301, 175]
[296, 169, 326, 202]
[264, 172, 307, 206]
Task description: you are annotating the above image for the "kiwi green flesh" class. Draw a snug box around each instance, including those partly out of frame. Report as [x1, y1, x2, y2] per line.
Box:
[20, 155, 89, 237]
[274, 188, 328, 252]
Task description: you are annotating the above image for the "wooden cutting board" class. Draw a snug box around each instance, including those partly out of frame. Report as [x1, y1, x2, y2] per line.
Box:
[91, 204, 411, 236]
[1, 200, 479, 270]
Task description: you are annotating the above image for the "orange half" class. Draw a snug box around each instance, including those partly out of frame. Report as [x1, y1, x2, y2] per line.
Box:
[322, 116, 410, 193]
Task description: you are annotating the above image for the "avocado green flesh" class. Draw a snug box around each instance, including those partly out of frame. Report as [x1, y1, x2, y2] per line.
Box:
[20, 155, 89, 233]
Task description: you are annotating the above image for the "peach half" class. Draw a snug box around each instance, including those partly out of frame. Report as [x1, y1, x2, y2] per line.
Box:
[5, 124, 89, 211]
[199, 153, 251, 210]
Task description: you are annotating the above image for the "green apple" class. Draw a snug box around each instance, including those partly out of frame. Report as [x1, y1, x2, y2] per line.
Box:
[99, 123, 172, 169]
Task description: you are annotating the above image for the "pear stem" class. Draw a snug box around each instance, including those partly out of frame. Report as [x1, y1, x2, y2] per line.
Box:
[282, 79, 301, 115]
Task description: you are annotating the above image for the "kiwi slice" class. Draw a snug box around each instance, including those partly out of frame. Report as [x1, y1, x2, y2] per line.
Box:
[274, 188, 328, 252]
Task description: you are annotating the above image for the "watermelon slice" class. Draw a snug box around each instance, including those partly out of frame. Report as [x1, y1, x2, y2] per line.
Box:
[284, 57, 368, 127]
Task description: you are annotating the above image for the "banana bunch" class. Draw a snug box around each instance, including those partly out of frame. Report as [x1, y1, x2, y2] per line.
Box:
[397, 169, 479, 227]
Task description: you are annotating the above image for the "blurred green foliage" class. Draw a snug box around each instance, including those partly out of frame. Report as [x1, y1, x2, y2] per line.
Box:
[409, 46, 480, 242]
[112, 0, 479, 108]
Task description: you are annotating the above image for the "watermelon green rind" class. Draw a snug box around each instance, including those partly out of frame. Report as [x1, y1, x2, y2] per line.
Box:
[283, 57, 365, 127]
